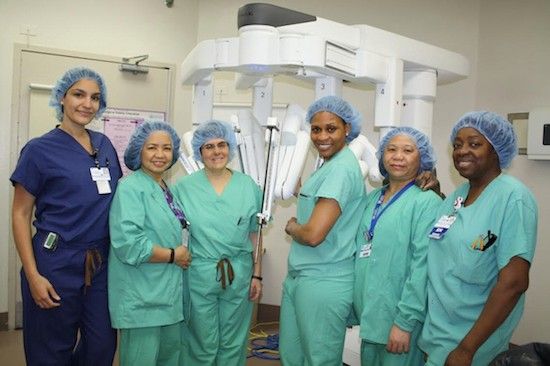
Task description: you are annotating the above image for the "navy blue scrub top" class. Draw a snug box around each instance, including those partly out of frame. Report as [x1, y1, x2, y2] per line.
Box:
[10, 128, 122, 243]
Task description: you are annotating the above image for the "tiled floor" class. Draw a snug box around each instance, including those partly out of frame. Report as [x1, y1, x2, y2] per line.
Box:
[0, 325, 281, 366]
[0, 329, 25, 366]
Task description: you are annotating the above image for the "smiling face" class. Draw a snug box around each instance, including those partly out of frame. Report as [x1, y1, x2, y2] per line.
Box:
[310, 111, 350, 160]
[140, 131, 173, 181]
[382, 134, 421, 183]
[200, 138, 229, 172]
[452, 127, 500, 183]
[60, 79, 101, 128]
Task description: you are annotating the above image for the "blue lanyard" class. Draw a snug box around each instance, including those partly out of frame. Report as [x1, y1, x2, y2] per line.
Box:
[162, 183, 189, 229]
[366, 181, 415, 241]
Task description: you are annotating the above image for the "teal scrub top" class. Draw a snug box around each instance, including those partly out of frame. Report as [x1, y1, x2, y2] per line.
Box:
[108, 169, 184, 329]
[354, 185, 441, 343]
[288, 147, 366, 276]
[419, 174, 538, 366]
[172, 169, 262, 259]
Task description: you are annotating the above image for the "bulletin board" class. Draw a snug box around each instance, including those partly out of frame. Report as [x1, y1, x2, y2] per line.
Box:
[100, 108, 166, 176]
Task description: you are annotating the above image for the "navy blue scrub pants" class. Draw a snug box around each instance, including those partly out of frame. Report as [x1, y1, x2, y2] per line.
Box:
[21, 232, 116, 366]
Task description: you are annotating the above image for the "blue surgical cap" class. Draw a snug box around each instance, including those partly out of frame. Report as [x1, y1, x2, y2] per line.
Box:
[49, 67, 108, 122]
[192, 120, 237, 162]
[377, 126, 436, 177]
[124, 120, 181, 171]
[450, 111, 517, 169]
[305, 96, 362, 143]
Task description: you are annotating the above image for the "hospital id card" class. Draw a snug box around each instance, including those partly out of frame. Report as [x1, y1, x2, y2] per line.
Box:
[95, 180, 111, 194]
[182, 228, 189, 247]
[359, 243, 372, 258]
[90, 167, 112, 194]
[90, 167, 111, 181]
[428, 214, 456, 239]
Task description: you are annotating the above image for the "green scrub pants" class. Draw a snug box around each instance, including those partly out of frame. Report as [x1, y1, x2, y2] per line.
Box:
[119, 322, 182, 366]
[279, 272, 353, 366]
[181, 254, 253, 366]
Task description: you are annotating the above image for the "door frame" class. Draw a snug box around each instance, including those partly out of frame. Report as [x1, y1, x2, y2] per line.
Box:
[8, 44, 176, 329]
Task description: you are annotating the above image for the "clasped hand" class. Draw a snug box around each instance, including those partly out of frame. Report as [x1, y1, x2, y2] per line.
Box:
[285, 217, 298, 236]
[386, 325, 411, 354]
[174, 246, 192, 269]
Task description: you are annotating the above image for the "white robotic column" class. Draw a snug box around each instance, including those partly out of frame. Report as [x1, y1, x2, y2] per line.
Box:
[192, 76, 214, 126]
[402, 69, 437, 138]
[315, 77, 343, 99]
[375, 58, 404, 139]
[374, 66, 437, 140]
[250, 78, 273, 186]
[252, 78, 274, 127]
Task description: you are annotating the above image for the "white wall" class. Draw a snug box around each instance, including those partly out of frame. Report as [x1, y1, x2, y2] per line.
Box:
[0, 0, 199, 313]
[475, 0, 550, 344]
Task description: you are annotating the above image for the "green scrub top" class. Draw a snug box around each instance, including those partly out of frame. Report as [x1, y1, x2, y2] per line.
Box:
[108, 169, 184, 329]
[354, 185, 441, 343]
[172, 169, 262, 259]
[288, 147, 366, 276]
[419, 174, 538, 366]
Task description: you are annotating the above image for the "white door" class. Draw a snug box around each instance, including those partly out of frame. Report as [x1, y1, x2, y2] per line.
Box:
[9, 45, 175, 328]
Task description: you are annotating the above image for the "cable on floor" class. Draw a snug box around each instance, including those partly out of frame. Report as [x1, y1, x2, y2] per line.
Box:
[248, 321, 280, 360]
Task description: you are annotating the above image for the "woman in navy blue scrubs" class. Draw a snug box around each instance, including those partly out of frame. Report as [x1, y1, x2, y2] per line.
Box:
[10, 67, 122, 365]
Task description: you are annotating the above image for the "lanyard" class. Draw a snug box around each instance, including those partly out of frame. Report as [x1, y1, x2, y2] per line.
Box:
[366, 181, 415, 241]
[90, 148, 110, 169]
[162, 183, 189, 229]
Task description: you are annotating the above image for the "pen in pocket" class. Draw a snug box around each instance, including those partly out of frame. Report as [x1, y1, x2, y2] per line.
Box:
[470, 230, 497, 251]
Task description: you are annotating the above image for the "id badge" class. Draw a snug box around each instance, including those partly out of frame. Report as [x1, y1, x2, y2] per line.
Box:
[90, 167, 111, 181]
[90, 167, 112, 194]
[359, 243, 372, 258]
[96, 180, 111, 194]
[182, 228, 189, 247]
[428, 215, 456, 240]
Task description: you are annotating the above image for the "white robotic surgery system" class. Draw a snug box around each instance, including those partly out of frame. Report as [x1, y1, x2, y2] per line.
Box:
[180, 1, 469, 209]
[179, 4, 469, 364]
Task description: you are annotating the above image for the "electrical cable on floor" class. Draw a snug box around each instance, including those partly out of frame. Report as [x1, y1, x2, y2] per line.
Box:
[248, 321, 280, 360]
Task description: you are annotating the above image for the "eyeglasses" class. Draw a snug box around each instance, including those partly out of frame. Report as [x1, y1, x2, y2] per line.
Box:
[470, 230, 497, 251]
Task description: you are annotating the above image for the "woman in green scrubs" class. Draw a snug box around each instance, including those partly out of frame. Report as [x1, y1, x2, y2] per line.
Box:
[280, 96, 367, 366]
[173, 120, 262, 366]
[353, 127, 442, 366]
[108, 121, 191, 366]
[419, 111, 538, 366]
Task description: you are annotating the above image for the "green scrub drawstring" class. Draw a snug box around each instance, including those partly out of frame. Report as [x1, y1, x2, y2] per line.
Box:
[216, 258, 234, 289]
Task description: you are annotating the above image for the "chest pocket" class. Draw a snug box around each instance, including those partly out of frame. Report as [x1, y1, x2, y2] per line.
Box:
[452, 244, 498, 286]
[231, 216, 251, 244]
